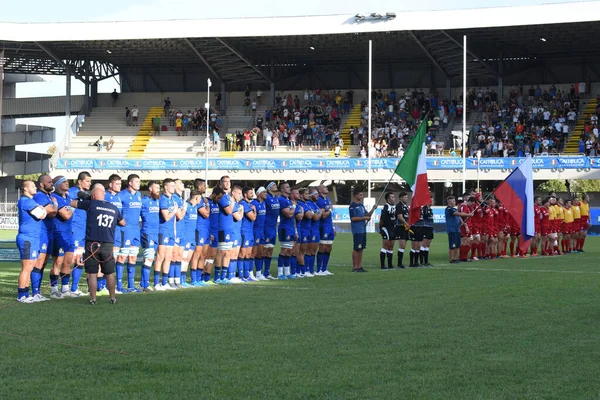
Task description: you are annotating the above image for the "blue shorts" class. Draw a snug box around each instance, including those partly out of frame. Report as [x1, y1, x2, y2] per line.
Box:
[114, 227, 124, 248]
[320, 226, 335, 243]
[310, 230, 320, 244]
[39, 230, 53, 254]
[352, 232, 367, 251]
[448, 232, 461, 250]
[158, 233, 175, 247]
[53, 232, 75, 256]
[72, 228, 85, 247]
[241, 232, 255, 248]
[253, 230, 264, 245]
[264, 230, 277, 246]
[209, 230, 219, 248]
[300, 231, 311, 244]
[184, 242, 195, 251]
[16, 235, 39, 260]
[231, 233, 241, 248]
[217, 230, 234, 250]
[123, 229, 140, 248]
[195, 229, 210, 247]
[278, 227, 294, 243]
[141, 232, 158, 251]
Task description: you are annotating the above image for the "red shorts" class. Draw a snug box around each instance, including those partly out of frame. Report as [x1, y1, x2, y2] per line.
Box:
[510, 224, 520, 237]
[581, 219, 589, 230]
[541, 224, 551, 236]
[562, 222, 572, 235]
[176, 126, 181, 131]
[460, 225, 470, 238]
[534, 224, 541, 235]
[470, 224, 481, 235]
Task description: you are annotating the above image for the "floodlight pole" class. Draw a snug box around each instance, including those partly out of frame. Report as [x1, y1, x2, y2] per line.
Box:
[368, 40, 372, 199]
[205, 78, 212, 183]
[462, 35, 467, 194]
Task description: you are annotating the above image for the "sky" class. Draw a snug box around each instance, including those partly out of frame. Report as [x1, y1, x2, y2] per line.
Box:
[2, 0, 585, 153]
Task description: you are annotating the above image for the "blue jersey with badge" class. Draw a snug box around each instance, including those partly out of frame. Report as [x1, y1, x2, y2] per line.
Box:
[218, 193, 234, 232]
[33, 191, 56, 233]
[278, 195, 295, 231]
[159, 194, 176, 236]
[241, 200, 254, 236]
[196, 195, 210, 234]
[316, 195, 333, 229]
[232, 202, 242, 236]
[104, 191, 123, 211]
[184, 202, 199, 243]
[208, 198, 220, 232]
[18, 196, 43, 238]
[119, 189, 142, 231]
[173, 193, 185, 238]
[68, 186, 87, 234]
[349, 201, 367, 234]
[76, 200, 123, 243]
[265, 193, 280, 230]
[297, 200, 309, 232]
[52, 192, 73, 234]
[251, 200, 266, 233]
[141, 195, 160, 234]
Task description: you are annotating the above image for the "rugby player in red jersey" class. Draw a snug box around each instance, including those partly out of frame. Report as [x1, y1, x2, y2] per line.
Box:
[481, 198, 496, 259]
[495, 200, 509, 258]
[458, 197, 473, 262]
[530, 196, 543, 256]
[470, 193, 484, 260]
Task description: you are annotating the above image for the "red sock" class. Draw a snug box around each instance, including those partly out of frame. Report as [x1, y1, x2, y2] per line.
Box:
[480, 242, 486, 257]
[471, 243, 478, 258]
[531, 247, 537, 255]
[510, 241, 515, 256]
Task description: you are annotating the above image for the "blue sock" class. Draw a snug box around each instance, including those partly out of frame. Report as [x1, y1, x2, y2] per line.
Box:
[174, 262, 181, 279]
[283, 255, 291, 269]
[317, 252, 325, 272]
[204, 271, 211, 282]
[98, 277, 106, 290]
[235, 259, 242, 279]
[323, 252, 331, 271]
[301, 264, 306, 274]
[71, 266, 83, 291]
[50, 274, 59, 289]
[264, 256, 272, 276]
[31, 268, 42, 295]
[181, 270, 187, 283]
[190, 269, 196, 283]
[37, 267, 45, 293]
[307, 255, 315, 274]
[278, 255, 284, 270]
[153, 271, 160, 287]
[142, 266, 151, 288]
[116, 262, 124, 289]
[61, 273, 70, 289]
[290, 257, 297, 275]
[255, 257, 263, 275]
[162, 272, 168, 286]
[127, 263, 136, 288]
[221, 265, 228, 281]
[168, 262, 175, 278]
[214, 267, 221, 281]
[245, 259, 252, 279]
[18, 287, 29, 299]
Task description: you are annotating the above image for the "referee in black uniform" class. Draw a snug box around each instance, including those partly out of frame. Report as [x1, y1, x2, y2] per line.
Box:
[75, 183, 125, 305]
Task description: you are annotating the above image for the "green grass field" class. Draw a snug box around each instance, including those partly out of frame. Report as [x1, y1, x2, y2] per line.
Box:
[1, 232, 600, 399]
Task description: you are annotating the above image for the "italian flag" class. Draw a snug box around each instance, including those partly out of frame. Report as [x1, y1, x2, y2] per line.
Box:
[394, 120, 432, 225]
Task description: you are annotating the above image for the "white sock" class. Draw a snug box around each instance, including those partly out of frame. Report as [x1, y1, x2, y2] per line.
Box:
[181, 261, 189, 270]
[168, 277, 174, 285]
[278, 267, 284, 276]
[284, 266, 290, 276]
[174, 277, 181, 284]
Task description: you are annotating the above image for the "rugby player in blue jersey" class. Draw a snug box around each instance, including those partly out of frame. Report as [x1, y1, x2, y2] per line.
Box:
[237, 187, 257, 282]
[67, 171, 92, 296]
[190, 179, 210, 286]
[16, 180, 48, 303]
[215, 180, 238, 285]
[296, 188, 312, 278]
[182, 190, 201, 287]
[155, 178, 178, 291]
[277, 182, 296, 279]
[251, 186, 267, 280]
[263, 182, 279, 280]
[141, 181, 160, 291]
[306, 189, 322, 276]
[103, 174, 123, 295]
[290, 188, 305, 278]
[32, 174, 58, 301]
[226, 185, 244, 283]
[204, 187, 224, 284]
[50, 176, 75, 299]
[316, 184, 334, 276]
[119, 174, 143, 292]
[170, 179, 188, 289]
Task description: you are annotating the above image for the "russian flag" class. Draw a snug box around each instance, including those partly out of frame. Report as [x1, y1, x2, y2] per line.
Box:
[494, 156, 535, 251]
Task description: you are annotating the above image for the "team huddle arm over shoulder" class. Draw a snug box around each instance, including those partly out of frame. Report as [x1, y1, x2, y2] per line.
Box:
[198, 197, 210, 218]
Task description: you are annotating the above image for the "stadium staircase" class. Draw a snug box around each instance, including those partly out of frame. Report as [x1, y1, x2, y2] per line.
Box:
[127, 107, 163, 158]
[329, 104, 361, 157]
[564, 98, 598, 154]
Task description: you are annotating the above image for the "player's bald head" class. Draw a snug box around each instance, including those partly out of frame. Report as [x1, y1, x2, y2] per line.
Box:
[91, 183, 105, 200]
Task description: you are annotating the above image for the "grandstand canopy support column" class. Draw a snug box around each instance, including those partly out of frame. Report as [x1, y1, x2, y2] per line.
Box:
[91, 80, 98, 108]
[220, 84, 226, 115]
[445, 78, 451, 102]
[84, 60, 90, 116]
[65, 67, 71, 149]
[270, 58, 275, 108]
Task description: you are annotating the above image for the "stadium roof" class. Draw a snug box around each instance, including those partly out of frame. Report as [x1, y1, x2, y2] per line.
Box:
[1, 2, 599, 88]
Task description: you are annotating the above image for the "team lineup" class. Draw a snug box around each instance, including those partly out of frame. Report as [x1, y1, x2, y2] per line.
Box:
[15, 173, 337, 304]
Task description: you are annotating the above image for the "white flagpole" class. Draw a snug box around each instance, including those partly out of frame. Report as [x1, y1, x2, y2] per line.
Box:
[205, 78, 212, 183]
[368, 40, 373, 199]
[462, 35, 467, 194]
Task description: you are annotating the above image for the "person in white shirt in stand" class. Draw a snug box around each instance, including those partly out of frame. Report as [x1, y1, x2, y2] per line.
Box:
[132, 105, 139, 127]
[263, 127, 273, 151]
[256, 89, 262, 106]
[543, 109, 551, 126]
[251, 99, 257, 117]
[567, 110, 577, 126]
